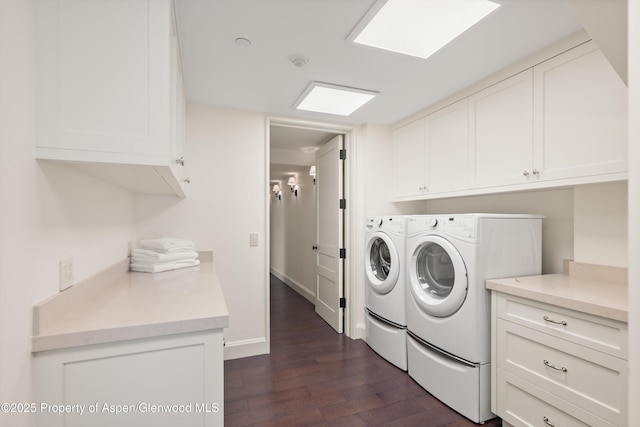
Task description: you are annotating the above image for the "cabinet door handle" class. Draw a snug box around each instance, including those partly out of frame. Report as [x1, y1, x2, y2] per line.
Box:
[523, 170, 530, 177]
[532, 169, 539, 175]
[543, 416, 555, 427]
[543, 315, 567, 326]
[176, 157, 185, 166]
[312, 245, 318, 250]
[184, 177, 191, 184]
[543, 359, 567, 372]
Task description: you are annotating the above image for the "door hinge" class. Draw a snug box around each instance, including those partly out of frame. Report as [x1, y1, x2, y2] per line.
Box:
[339, 248, 346, 259]
[339, 198, 346, 209]
[339, 149, 346, 160]
[339, 297, 346, 308]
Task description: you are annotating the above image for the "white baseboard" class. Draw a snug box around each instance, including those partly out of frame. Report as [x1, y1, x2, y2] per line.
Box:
[269, 267, 315, 304]
[353, 322, 366, 341]
[223, 337, 268, 360]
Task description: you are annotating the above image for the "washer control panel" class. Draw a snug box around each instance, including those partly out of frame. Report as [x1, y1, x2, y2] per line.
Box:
[365, 217, 406, 235]
[409, 215, 476, 240]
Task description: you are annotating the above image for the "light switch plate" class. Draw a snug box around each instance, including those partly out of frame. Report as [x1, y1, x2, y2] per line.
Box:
[59, 258, 74, 291]
[249, 233, 259, 247]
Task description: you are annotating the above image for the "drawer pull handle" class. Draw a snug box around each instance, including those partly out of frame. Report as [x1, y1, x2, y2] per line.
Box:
[543, 359, 567, 372]
[543, 416, 555, 427]
[543, 315, 567, 326]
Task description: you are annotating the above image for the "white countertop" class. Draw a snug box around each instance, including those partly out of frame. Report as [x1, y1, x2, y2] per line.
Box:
[32, 260, 229, 353]
[486, 273, 628, 322]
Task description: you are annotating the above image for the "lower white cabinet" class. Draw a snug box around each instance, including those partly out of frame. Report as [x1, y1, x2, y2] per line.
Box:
[492, 293, 628, 427]
[33, 330, 224, 427]
[497, 370, 616, 427]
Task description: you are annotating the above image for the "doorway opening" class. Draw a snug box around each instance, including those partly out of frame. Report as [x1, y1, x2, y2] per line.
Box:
[266, 118, 355, 350]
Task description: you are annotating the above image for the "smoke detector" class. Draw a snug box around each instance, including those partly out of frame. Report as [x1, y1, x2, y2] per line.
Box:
[234, 37, 251, 47]
[289, 54, 309, 67]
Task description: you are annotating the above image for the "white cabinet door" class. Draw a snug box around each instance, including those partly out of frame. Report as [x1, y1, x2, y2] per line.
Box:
[469, 69, 534, 188]
[533, 41, 628, 181]
[34, 331, 224, 427]
[392, 118, 427, 198]
[427, 99, 469, 193]
[35, 0, 187, 197]
[36, 0, 170, 162]
[169, 20, 188, 187]
[492, 292, 628, 427]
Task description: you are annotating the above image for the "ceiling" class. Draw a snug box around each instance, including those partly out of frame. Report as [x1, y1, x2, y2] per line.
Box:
[174, 0, 584, 180]
[269, 125, 336, 151]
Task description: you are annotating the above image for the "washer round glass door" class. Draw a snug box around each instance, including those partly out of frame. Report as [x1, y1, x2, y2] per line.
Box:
[409, 235, 467, 317]
[365, 231, 400, 294]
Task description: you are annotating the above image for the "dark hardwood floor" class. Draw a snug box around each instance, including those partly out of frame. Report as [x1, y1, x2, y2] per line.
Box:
[224, 275, 502, 426]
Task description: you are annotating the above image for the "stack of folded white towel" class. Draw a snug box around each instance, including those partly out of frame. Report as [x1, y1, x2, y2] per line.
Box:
[130, 238, 200, 273]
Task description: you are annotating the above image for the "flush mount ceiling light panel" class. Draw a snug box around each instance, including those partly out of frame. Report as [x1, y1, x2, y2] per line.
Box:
[349, 0, 501, 59]
[294, 82, 378, 116]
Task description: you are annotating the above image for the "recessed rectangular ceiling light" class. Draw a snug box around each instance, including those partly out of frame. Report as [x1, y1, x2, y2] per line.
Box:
[294, 82, 378, 116]
[350, 0, 501, 59]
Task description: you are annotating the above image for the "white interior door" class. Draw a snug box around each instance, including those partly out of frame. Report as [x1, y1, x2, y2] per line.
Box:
[315, 135, 344, 333]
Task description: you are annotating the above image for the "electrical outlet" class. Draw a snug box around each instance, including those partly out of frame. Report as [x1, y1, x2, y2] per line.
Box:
[249, 233, 259, 247]
[59, 258, 74, 291]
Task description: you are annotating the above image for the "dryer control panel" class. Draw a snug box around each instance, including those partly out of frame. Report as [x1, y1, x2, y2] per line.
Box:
[435, 216, 476, 240]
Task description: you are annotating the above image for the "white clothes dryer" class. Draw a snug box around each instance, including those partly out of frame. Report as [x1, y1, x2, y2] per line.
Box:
[405, 214, 543, 423]
[364, 216, 408, 370]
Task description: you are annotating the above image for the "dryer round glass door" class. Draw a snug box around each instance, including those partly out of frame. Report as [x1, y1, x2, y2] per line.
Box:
[409, 235, 468, 317]
[365, 231, 400, 294]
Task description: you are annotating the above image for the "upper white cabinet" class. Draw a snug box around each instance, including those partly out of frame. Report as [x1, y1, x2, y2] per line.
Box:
[427, 100, 469, 194]
[469, 69, 534, 188]
[35, 0, 188, 198]
[533, 41, 628, 182]
[393, 118, 426, 198]
[392, 40, 628, 201]
[392, 99, 469, 199]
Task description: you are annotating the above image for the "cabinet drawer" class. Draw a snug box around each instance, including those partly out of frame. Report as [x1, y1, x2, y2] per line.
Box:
[497, 369, 616, 427]
[497, 320, 627, 425]
[496, 293, 627, 358]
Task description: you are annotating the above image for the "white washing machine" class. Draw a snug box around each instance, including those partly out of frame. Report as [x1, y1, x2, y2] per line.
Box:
[364, 215, 408, 371]
[406, 214, 543, 423]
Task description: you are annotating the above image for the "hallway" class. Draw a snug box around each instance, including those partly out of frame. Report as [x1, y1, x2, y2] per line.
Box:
[224, 275, 502, 426]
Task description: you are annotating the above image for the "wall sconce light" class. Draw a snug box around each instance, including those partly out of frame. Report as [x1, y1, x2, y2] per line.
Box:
[287, 177, 298, 197]
[309, 165, 316, 185]
[272, 184, 282, 200]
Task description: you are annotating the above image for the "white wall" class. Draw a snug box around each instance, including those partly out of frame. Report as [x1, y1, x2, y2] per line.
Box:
[270, 169, 317, 301]
[574, 181, 628, 267]
[0, 2, 136, 425]
[565, 0, 627, 84]
[134, 104, 268, 360]
[361, 124, 428, 216]
[627, 0, 639, 424]
[271, 147, 315, 167]
[426, 189, 574, 274]
[347, 124, 428, 338]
